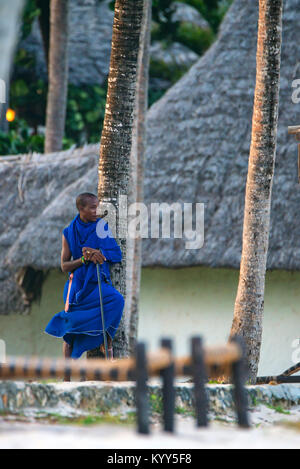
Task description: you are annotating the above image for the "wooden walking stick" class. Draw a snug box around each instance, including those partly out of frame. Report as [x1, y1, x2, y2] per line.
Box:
[63, 272, 74, 381]
[64, 272, 74, 313]
[96, 263, 109, 360]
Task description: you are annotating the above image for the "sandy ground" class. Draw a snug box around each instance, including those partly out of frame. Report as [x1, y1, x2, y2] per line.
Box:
[0, 405, 300, 449]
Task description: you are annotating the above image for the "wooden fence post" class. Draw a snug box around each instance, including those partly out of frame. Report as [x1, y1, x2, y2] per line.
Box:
[160, 338, 175, 433]
[191, 336, 209, 427]
[135, 342, 150, 434]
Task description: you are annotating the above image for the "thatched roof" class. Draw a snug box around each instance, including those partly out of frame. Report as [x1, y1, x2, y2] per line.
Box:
[142, 0, 300, 269]
[172, 2, 210, 29]
[20, 0, 114, 86]
[0, 146, 99, 313]
[1, 0, 299, 315]
[19, 0, 205, 88]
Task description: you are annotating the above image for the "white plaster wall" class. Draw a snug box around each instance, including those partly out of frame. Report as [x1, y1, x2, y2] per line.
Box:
[0, 270, 67, 358]
[0, 266, 300, 376]
[138, 267, 300, 376]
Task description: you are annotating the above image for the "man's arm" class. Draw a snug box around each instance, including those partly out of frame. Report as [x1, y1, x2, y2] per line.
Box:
[97, 223, 122, 263]
[100, 244, 122, 263]
[61, 234, 83, 273]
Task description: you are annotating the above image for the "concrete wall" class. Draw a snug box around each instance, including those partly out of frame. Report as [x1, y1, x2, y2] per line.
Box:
[1, 266, 300, 376]
[139, 267, 300, 376]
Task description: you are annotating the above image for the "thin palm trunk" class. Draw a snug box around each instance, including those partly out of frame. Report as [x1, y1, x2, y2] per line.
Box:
[127, 0, 152, 355]
[229, 0, 283, 383]
[88, 0, 144, 359]
[45, 0, 69, 153]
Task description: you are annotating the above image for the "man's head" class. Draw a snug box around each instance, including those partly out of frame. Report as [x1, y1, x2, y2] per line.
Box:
[76, 192, 98, 223]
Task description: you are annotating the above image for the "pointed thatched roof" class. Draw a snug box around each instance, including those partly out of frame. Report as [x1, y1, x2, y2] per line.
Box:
[142, 0, 300, 269]
[172, 2, 210, 29]
[1, 0, 299, 315]
[20, 0, 206, 88]
[20, 0, 114, 86]
[0, 145, 99, 314]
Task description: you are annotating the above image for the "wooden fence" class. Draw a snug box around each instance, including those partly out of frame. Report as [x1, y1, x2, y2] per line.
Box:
[0, 335, 250, 433]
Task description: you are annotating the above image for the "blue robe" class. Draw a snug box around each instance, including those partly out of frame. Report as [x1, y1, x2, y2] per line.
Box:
[45, 214, 125, 358]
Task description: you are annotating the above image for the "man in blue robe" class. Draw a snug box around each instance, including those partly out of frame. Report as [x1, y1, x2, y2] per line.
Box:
[45, 192, 125, 361]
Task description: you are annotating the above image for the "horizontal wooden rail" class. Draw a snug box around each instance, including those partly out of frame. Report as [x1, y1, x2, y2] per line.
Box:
[0, 343, 241, 382]
[0, 349, 169, 381]
[288, 125, 300, 134]
[174, 343, 242, 374]
[0, 336, 250, 430]
[257, 360, 300, 385]
[257, 375, 300, 384]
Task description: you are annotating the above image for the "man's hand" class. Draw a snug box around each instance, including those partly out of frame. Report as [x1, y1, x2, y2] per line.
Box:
[82, 247, 106, 264]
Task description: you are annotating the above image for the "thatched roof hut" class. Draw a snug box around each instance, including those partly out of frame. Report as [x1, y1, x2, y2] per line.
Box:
[20, 0, 115, 86]
[0, 146, 99, 314]
[142, 0, 300, 269]
[1, 0, 299, 315]
[20, 0, 206, 87]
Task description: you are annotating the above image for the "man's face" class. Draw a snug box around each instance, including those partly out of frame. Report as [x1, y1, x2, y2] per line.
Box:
[80, 197, 98, 222]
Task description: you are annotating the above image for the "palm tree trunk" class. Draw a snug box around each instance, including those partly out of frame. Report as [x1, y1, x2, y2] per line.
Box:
[44, 0, 69, 153]
[127, 0, 152, 355]
[88, 0, 144, 359]
[229, 0, 283, 384]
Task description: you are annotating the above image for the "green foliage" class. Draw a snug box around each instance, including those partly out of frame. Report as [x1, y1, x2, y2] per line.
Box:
[109, 0, 233, 35]
[266, 404, 291, 415]
[21, 0, 41, 40]
[65, 84, 107, 145]
[38, 411, 136, 426]
[150, 58, 189, 83]
[13, 48, 36, 71]
[0, 81, 107, 155]
[1, 0, 233, 156]
[251, 396, 258, 407]
[150, 0, 218, 89]
[0, 118, 44, 155]
[148, 89, 166, 108]
[108, 0, 115, 10]
[10, 78, 47, 129]
[175, 406, 195, 417]
[152, 0, 179, 41]
[149, 393, 163, 413]
[175, 22, 215, 55]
